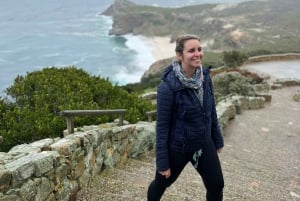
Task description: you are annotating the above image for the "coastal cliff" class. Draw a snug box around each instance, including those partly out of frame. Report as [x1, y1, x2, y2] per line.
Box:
[103, 0, 300, 51]
[102, 0, 300, 83]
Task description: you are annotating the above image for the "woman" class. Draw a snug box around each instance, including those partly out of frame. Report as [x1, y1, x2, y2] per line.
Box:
[147, 34, 224, 201]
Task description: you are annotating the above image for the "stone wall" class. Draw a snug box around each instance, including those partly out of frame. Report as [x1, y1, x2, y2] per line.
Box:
[0, 122, 155, 201]
[245, 53, 300, 64]
[217, 95, 265, 132]
[0, 96, 266, 201]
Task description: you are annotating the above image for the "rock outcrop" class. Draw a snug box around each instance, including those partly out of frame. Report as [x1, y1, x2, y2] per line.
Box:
[102, 0, 300, 51]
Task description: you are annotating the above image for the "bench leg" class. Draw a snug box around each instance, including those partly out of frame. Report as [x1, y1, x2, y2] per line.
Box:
[118, 114, 124, 126]
[65, 117, 74, 136]
[148, 115, 153, 122]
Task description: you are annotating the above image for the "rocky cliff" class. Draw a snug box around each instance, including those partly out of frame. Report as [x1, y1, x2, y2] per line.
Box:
[103, 0, 300, 51]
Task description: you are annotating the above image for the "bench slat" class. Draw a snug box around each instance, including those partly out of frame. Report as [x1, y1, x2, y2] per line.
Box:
[60, 109, 127, 117]
[60, 109, 127, 135]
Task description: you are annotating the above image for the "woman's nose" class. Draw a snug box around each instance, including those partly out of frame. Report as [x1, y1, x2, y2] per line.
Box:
[195, 50, 202, 56]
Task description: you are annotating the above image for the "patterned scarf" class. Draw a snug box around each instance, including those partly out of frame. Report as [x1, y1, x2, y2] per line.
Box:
[173, 61, 204, 89]
[173, 61, 204, 105]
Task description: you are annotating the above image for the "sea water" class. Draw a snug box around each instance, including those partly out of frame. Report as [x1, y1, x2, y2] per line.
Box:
[0, 0, 250, 94]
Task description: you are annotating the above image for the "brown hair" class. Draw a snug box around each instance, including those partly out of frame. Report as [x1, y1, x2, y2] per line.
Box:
[175, 34, 200, 54]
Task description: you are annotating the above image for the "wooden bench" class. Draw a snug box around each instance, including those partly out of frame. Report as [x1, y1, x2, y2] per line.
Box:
[60, 109, 127, 135]
[146, 110, 157, 122]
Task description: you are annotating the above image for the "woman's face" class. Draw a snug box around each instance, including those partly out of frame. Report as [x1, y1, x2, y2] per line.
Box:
[177, 39, 203, 70]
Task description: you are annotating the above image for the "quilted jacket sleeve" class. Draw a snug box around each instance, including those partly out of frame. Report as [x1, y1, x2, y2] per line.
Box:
[155, 81, 174, 172]
[209, 76, 224, 149]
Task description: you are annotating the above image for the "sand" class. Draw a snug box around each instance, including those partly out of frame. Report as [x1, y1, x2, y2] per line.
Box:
[146, 36, 175, 61]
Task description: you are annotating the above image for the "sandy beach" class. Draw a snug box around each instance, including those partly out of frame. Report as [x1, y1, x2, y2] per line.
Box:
[146, 36, 175, 61]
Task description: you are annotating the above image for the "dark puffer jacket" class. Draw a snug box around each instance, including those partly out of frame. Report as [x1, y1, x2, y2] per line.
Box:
[155, 64, 224, 172]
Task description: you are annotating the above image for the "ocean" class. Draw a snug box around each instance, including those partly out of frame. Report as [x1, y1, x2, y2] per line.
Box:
[0, 0, 250, 94]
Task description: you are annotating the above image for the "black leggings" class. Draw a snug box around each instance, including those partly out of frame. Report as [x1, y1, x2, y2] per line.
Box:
[147, 138, 224, 201]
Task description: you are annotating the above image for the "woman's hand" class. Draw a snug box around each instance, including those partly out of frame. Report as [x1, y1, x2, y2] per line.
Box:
[217, 148, 223, 153]
[159, 168, 171, 179]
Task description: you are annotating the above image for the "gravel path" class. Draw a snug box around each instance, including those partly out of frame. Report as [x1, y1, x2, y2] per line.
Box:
[77, 86, 300, 201]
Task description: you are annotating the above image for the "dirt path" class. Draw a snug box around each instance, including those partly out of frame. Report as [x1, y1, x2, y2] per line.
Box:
[240, 60, 300, 82]
[221, 86, 300, 200]
[77, 86, 300, 201]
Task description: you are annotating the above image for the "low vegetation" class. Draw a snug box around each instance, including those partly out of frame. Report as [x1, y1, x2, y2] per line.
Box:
[0, 67, 154, 152]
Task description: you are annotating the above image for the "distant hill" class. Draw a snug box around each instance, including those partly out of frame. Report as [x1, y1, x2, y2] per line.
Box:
[103, 0, 300, 52]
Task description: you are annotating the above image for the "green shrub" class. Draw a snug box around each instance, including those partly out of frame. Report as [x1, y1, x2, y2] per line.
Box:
[223, 50, 248, 68]
[212, 71, 255, 102]
[0, 67, 154, 152]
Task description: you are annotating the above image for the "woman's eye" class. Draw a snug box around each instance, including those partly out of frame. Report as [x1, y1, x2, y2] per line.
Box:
[188, 47, 202, 53]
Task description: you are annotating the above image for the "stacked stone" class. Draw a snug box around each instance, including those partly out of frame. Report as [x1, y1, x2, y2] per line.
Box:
[0, 123, 155, 201]
[217, 96, 266, 132]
